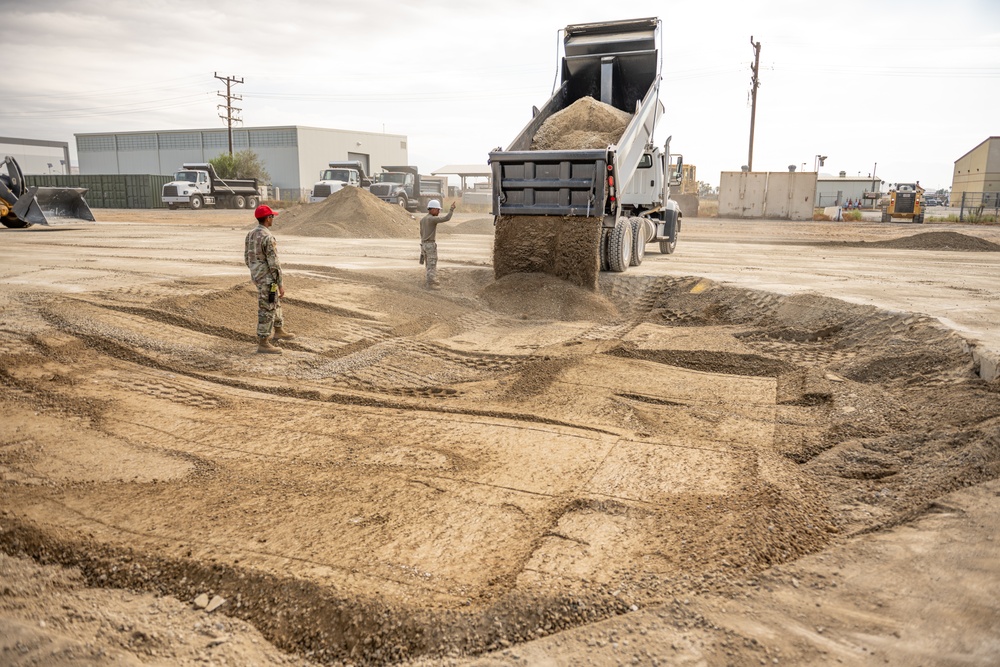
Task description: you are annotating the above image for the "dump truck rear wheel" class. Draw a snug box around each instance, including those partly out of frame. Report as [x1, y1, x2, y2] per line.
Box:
[190, 195, 204, 210]
[606, 217, 632, 272]
[659, 237, 677, 254]
[246, 196, 259, 209]
[629, 218, 645, 266]
[232, 195, 247, 210]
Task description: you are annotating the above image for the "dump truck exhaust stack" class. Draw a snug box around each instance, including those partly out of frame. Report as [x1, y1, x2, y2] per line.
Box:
[1, 156, 95, 228]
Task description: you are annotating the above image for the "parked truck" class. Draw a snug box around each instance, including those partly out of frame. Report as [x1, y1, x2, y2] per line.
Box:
[489, 17, 682, 288]
[309, 161, 372, 203]
[368, 166, 443, 212]
[162, 163, 260, 210]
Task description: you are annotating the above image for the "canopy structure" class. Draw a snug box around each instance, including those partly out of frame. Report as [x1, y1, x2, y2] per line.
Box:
[431, 164, 491, 191]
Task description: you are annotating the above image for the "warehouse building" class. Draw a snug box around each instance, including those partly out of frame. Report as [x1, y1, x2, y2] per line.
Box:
[952, 137, 1000, 206]
[0, 136, 72, 175]
[75, 126, 408, 201]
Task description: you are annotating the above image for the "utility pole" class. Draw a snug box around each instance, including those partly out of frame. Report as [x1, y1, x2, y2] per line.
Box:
[747, 37, 761, 171]
[214, 73, 244, 156]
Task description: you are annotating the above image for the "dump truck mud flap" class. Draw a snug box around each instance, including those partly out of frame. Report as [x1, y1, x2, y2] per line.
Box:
[493, 215, 602, 290]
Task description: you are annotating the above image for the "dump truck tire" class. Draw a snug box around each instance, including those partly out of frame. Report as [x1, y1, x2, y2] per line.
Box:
[232, 195, 247, 209]
[629, 217, 645, 266]
[659, 237, 677, 254]
[606, 217, 632, 272]
[190, 194, 204, 210]
[247, 196, 259, 209]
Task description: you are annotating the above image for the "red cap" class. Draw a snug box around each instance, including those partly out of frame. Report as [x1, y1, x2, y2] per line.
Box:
[254, 204, 278, 219]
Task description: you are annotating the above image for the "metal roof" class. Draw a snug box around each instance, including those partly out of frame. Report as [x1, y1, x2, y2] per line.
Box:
[431, 164, 491, 177]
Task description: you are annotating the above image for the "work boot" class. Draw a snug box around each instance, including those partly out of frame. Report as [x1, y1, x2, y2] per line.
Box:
[257, 336, 283, 355]
[272, 326, 296, 341]
[428, 281, 441, 290]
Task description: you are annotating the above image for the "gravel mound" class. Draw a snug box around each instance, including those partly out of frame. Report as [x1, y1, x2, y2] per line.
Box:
[530, 96, 632, 150]
[480, 272, 618, 321]
[276, 186, 416, 238]
[844, 231, 1000, 252]
[439, 216, 495, 235]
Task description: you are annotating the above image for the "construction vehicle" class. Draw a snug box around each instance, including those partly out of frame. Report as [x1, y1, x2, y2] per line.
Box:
[1, 156, 94, 228]
[881, 183, 924, 223]
[309, 161, 372, 202]
[161, 163, 260, 210]
[489, 17, 682, 289]
[369, 166, 443, 211]
[672, 162, 699, 217]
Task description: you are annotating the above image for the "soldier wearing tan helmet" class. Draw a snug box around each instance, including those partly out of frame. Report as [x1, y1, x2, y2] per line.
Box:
[245, 204, 296, 354]
[418, 198, 457, 289]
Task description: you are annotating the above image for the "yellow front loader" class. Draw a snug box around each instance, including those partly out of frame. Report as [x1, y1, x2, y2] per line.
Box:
[1, 156, 94, 228]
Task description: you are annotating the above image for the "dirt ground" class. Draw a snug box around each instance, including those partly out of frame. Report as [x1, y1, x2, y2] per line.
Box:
[1, 207, 999, 666]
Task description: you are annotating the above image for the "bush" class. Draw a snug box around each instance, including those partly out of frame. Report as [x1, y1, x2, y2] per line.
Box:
[210, 150, 271, 182]
[842, 209, 863, 221]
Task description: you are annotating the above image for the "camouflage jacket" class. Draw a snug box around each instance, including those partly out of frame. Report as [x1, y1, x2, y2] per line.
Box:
[244, 224, 282, 287]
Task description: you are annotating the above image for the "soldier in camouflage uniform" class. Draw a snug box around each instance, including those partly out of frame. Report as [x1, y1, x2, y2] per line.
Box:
[245, 205, 296, 354]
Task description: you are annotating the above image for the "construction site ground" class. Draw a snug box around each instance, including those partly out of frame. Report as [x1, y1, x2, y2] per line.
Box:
[1, 208, 999, 667]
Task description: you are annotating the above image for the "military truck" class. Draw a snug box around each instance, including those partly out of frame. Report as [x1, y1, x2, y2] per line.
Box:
[489, 17, 683, 288]
[162, 163, 260, 210]
[368, 166, 443, 212]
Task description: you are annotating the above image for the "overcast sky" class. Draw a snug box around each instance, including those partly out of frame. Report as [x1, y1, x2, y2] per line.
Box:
[6, 0, 999, 190]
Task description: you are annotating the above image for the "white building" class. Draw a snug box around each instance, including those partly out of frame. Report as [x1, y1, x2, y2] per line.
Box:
[0, 137, 72, 174]
[75, 126, 408, 201]
[815, 171, 883, 207]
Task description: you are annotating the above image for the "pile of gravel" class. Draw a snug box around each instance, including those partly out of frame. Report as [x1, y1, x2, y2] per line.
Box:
[276, 186, 417, 239]
[530, 96, 632, 151]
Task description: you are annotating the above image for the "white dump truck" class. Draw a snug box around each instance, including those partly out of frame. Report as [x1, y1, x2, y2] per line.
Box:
[489, 17, 683, 288]
[309, 161, 372, 203]
[161, 163, 261, 210]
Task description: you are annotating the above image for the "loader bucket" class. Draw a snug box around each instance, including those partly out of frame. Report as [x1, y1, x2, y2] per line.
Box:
[11, 186, 49, 225]
[33, 186, 95, 223]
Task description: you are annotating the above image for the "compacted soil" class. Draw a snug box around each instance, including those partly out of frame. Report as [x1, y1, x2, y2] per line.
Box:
[1, 206, 998, 666]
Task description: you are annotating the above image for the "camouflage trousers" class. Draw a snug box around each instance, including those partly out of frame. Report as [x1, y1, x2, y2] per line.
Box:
[255, 282, 284, 338]
[421, 241, 438, 286]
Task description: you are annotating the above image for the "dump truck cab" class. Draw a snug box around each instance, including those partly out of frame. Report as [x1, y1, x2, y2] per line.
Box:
[309, 161, 371, 202]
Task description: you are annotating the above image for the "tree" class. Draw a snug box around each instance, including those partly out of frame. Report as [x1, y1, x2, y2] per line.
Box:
[697, 181, 717, 197]
[209, 150, 270, 183]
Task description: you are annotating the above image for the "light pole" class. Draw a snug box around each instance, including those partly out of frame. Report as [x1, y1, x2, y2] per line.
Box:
[814, 155, 827, 172]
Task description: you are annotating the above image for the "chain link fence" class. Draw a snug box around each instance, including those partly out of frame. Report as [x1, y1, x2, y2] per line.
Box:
[958, 192, 1000, 222]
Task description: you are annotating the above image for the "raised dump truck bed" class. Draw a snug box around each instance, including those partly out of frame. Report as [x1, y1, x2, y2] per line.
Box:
[490, 17, 682, 288]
